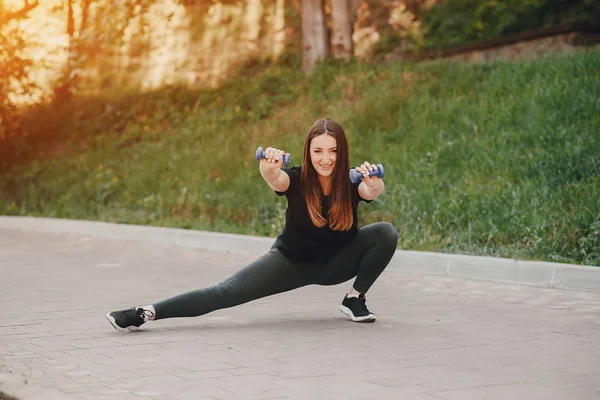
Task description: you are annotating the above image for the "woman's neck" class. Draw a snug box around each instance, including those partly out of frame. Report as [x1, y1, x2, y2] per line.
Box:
[319, 175, 332, 195]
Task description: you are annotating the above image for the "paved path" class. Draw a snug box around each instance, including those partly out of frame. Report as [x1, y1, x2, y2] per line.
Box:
[1, 228, 599, 400]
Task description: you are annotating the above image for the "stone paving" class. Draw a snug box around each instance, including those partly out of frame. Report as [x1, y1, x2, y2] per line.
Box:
[1, 228, 599, 400]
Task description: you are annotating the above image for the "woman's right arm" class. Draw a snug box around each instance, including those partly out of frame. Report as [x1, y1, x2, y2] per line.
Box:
[259, 147, 290, 192]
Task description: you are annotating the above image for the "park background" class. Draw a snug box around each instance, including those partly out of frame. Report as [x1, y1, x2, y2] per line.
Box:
[1, 0, 599, 266]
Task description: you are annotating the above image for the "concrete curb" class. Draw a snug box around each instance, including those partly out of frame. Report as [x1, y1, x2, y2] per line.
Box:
[1, 216, 599, 293]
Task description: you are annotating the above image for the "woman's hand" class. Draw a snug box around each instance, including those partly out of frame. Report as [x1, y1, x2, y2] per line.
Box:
[259, 147, 286, 172]
[259, 147, 290, 193]
[355, 161, 383, 189]
[356, 161, 385, 201]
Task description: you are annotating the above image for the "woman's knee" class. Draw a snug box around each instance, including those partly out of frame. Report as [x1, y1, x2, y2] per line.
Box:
[364, 222, 398, 247]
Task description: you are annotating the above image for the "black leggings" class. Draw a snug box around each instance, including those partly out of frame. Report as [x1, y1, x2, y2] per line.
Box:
[153, 222, 399, 320]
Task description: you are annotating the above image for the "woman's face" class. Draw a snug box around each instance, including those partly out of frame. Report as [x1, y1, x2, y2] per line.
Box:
[310, 133, 337, 178]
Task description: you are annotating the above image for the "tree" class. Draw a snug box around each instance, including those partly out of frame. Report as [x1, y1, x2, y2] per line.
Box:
[0, 0, 38, 21]
[295, 0, 359, 73]
[331, 0, 358, 60]
[45, 0, 161, 108]
[51, 0, 92, 106]
[0, 0, 39, 139]
[302, 0, 329, 73]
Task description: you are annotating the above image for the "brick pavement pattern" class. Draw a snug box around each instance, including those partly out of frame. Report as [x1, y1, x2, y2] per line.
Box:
[1, 228, 599, 400]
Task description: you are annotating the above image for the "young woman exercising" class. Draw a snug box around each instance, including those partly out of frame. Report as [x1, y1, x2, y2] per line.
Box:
[106, 118, 398, 330]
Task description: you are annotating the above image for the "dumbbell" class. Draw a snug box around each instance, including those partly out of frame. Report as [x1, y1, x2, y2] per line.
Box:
[349, 164, 384, 183]
[256, 147, 291, 166]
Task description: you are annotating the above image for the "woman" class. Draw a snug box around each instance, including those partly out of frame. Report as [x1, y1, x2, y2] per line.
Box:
[107, 118, 398, 330]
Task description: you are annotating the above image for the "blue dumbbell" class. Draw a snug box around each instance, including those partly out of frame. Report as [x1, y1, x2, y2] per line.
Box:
[256, 147, 291, 167]
[349, 164, 385, 183]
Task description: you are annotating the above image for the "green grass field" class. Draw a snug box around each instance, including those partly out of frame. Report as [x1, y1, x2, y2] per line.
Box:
[2, 49, 599, 265]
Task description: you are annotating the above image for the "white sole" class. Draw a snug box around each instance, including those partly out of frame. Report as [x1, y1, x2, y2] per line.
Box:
[106, 313, 139, 332]
[339, 305, 376, 323]
[106, 313, 125, 331]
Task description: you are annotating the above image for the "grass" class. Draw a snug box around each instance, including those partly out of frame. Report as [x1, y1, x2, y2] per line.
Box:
[1, 49, 599, 266]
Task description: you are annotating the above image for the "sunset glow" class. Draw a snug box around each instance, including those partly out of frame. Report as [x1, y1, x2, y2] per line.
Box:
[2, 0, 287, 105]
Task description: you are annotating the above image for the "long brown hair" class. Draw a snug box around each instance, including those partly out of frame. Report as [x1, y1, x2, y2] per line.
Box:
[301, 118, 353, 231]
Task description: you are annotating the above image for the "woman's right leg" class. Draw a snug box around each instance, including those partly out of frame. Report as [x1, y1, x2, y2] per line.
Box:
[107, 249, 312, 330]
[154, 249, 312, 320]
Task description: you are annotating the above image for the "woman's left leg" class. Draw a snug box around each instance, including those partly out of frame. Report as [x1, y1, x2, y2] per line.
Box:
[319, 222, 398, 291]
[317, 222, 398, 321]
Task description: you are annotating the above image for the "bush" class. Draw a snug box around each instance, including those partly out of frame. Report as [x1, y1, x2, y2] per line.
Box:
[418, 0, 600, 49]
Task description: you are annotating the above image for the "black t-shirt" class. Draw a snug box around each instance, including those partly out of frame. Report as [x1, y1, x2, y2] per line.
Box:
[272, 165, 372, 263]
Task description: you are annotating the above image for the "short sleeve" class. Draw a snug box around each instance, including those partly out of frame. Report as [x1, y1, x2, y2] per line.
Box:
[353, 181, 373, 204]
[275, 166, 301, 197]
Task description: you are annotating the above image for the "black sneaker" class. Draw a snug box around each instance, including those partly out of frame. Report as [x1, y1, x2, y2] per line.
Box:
[339, 293, 376, 323]
[106, 307, 153, 332]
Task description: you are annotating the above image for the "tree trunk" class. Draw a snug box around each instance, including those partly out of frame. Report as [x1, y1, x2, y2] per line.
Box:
[244, 0, 263, 52]
[67, 0, 75, 38]
[55, 0, 92, 106]
[349, 0, 358, 25]
[331, 0, 359, 60]
[272, 0, 286, 59]
[302, 0, 328, 74]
